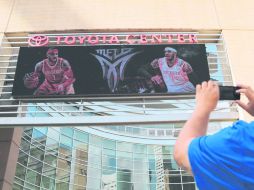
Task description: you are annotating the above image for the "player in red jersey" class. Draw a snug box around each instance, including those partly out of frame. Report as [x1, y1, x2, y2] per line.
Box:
[23, 47, 75, 95]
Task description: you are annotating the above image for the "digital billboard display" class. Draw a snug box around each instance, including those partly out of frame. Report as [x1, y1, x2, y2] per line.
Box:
[12, 45, 210, 98]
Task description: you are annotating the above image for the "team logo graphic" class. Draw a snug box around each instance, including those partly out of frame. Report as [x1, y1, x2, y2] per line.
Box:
[28, 35, 49, 47]
[91, 48, 141, 92]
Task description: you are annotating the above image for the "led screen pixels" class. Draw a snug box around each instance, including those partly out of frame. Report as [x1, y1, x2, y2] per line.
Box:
[12, 45, 210, 98]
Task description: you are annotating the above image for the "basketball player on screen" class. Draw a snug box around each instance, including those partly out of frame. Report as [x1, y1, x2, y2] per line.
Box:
[138, 47, 196, 93]
[23, 47, 75, 95]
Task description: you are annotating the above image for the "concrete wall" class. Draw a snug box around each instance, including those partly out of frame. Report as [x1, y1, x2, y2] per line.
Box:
[0, 0, 252, 32]
[5, 0, 219, 32]
[0, 128, 22, 190]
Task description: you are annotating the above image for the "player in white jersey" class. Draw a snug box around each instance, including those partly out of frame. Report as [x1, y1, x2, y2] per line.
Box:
[138, 47, 196, 93]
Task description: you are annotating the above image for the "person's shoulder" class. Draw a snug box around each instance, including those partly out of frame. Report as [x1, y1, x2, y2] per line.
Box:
[151, 58, 160, 68]
[60, 58, 71, 66]
[177, 58, 188, 64]
[35, 60, 44, 70]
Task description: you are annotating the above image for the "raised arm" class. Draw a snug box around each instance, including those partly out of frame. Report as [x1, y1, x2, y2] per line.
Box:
[173, 81, 219, 172]
[182, 61, 200, 86]
[61, 59, 75, 87]
[182, 61, 193, 74]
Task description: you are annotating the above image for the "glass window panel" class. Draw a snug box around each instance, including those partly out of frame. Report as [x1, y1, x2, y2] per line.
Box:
[132, 173, 148, 183]
[46, 137, 59, 151]
[20, 138, 30, 152]
[117, 182, 133, 190]
[41, 176, 55, 190]
[75, 163, 87, 176]
[133, 152, 146, 159]
[72, 184, 86, 190]
[74, 148, 88, 164]
[117, 142, 132, 152]
[24, 182, 40, 190]
[87, 167, 101, 178]
[57, 158, 71, 171]
[117, 150, 132, 159]
[56, 168, 70, 183]
[117, 149, 133, 170]
[118, 169, 132, 178]
[168, 184, 182, 190]
[183, 183, 196, 190]
[74, 130, 89, 143]
[133, 159, 147, 173]
[32, 129, 47, 148]
[101, 170, 116, 189]
[73, 140, 88, 151]
[182, 175, 195, 183]
[47, 128, 60, 141]
[89, 145, 101, 156]
[14, 177, 24, 188]
[88, 153, 101, 167]
[23, 129, 33, 142]
[30, 145, 44, 160]
[45, 145, 58, 157]
[74, 174, 87, 187]
[168, 174, 181, 183]
[25, 169, 41, 186]
[27, 157, 43, 173]
[86, 177, 101, 190]
[133, 144, 146, 154]
[59, 146, 72, 161]
[103, 148, 116, 157]
[162, 146, 171, 154]
[102, 168, 116, 176]
[15, 163, 26, 180]
[89, 135, 102, 147]
[60, 135, 73, 148]
[117, 169, 133, 189]
[44, 154, 57, 167]
[32, 129, 45, 139]
[147, 145, 155, 154]
[61, 128, 74, 137]
[35, 127, 48, 135]
[31, 138, 46, 151]
[102, 139, 116, 150]
[42, 165, 56, 178]
[149, 160, 155, 170]
[102, 155, 116, 170]
[17, 151, 28, 166]
[12, 183, 23, 190]
[103, 139, 116, 150]
[56, 181, 69, 190]
[149, 183, 156, 190]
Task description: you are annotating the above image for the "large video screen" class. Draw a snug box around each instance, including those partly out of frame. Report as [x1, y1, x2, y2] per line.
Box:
[12, 45, 210, 98]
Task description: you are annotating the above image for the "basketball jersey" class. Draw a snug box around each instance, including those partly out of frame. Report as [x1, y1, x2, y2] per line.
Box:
[42, 58, 65, 83]
[158, 57, 194, 93]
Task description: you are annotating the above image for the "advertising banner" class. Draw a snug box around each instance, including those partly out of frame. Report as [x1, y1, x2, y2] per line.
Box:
[12, 45, 210, 98]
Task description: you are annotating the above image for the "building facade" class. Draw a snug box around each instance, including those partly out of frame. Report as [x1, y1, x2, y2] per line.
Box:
[0, 1, 254, 190]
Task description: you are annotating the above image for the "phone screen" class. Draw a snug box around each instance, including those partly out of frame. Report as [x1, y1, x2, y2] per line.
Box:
[219, 86, 240, 100]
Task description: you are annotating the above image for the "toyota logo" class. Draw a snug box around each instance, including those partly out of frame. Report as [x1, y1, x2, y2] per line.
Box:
[28, 35, 49, 47]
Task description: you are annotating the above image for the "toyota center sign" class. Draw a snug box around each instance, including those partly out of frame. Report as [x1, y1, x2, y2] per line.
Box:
[28, 33, 198, 47]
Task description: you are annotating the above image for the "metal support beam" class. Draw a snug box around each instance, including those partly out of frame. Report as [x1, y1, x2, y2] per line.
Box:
[0, 112, 238, 127]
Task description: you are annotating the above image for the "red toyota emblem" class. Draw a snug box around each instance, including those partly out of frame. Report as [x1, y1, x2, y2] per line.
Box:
[28, 35, 49, 47]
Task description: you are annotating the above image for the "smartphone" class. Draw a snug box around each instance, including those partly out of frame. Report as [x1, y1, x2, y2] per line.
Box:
[219, 86, 240, 100]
